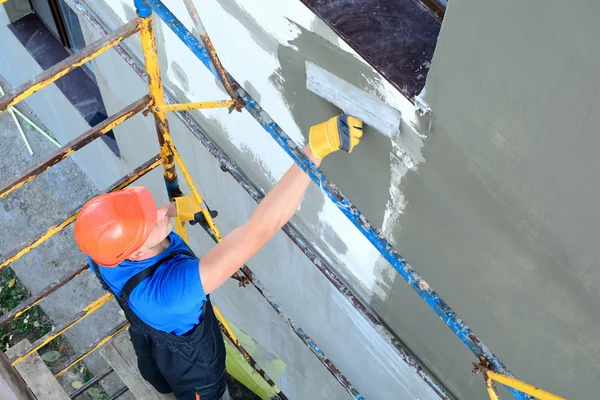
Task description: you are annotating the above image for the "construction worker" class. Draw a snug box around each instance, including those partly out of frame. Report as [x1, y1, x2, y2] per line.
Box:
[73, 114, 362, 400]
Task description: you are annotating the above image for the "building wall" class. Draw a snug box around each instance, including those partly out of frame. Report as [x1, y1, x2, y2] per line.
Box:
[373, 1, 600, 399]
[5, 0, 598, 399]
[72, 0, 442, 399]
[0, 7, 97, 184]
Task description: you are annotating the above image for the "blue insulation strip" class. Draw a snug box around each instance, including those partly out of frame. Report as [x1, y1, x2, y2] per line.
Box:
[141, 1, 531, 399]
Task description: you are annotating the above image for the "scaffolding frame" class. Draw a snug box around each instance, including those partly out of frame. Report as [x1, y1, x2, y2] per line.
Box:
[0, 0, 566, 399]
[0, 6, 353, 400]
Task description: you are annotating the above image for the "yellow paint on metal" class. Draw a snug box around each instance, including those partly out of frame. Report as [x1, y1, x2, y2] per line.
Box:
[173, 216, 189, 243]
[159, 142, 177, 182]
[10, 268, 89, 322]
[0, 96, 151, 201]
[82, 292, 114, 312]
[138, 15, 179, 186]
[172, 200, 236, 347]
[1, 21, 139, 111]
[54, 322, 130, 377]
[485, 375, 500, 400]
[213, 304, 243, 350]
[139, 15, 220, 244]
[0, 157, 162, 271]
[11, 293, 114, 367]
[0, 214, 77, 272]
[156, 100, 234, 112]
[487, 370, 566, 400]
[169, 144, 223, 242]
[139, 12, 246, 356]
[0, 148, 71, 200]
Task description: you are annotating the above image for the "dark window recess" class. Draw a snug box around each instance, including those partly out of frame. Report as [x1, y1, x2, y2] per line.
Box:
[9, 10, 120, 157]
[88, 112, 120, 158]
[300, 0, 443, 99]
[56, 0, 87, 52]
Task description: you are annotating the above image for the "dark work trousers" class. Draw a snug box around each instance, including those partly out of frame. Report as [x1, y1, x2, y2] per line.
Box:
[91, 253, 227, 400]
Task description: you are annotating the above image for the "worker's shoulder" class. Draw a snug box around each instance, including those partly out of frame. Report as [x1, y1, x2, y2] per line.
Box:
[162, 232, 199, 259]
[142, 253, 205, 310]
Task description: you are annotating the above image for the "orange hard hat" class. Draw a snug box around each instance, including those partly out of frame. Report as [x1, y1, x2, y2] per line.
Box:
[73, 187, 157, 266]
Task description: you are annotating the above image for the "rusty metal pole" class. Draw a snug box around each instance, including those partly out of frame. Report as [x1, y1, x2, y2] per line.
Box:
[0, 19, 140, 111]
[135, 2, 182, 199]
[181, 0, 243, 112]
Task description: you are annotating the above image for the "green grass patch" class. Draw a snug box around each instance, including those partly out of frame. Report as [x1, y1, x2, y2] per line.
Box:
[0, 268, 53, 350]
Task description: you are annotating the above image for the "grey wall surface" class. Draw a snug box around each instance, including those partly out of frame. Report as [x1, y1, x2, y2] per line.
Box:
[70, 1, 442, 399]
[371, 0, 600, 399]
[5, 0, 596, 399]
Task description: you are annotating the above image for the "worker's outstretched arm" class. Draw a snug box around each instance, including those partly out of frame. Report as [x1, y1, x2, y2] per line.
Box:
[199, 114, 363, 294]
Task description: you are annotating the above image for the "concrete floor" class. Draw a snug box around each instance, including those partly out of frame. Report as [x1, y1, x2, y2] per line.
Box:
[0, 75, 134, 399]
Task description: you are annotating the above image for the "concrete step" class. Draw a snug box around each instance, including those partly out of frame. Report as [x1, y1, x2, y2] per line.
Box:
[100, 331, 173, 400]
[5, 339, 70, 400]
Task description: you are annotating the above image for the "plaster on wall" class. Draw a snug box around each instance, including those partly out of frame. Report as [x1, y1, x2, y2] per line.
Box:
[70, 0, 442, 397]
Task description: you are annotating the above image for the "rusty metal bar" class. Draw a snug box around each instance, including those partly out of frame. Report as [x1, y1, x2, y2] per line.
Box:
[136, 6, 246, 286]
[0, 155, 162, 271]
[10, 293, 114, 366]
[53, 321, 129, 377]
[475, 364, 565, 400]
[0, 19, 139, 111]
[105, 386, 129, 400]
[181, 0, 243, 111]
[485, 375, 500, 400]
[0, 263, 89, 328]
[156, 100, 234, 112]
[0, 95, 151, 200]
[69, 366, 114, 399]
[136, 9, 182, 200]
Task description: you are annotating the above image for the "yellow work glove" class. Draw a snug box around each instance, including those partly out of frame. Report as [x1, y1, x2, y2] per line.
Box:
[309, 113, 363, 159]
[172, 195, 202, 222]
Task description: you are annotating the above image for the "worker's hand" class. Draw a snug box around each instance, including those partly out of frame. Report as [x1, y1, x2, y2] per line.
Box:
[165, 201, 177, 218]
[309, 113, 363, 159]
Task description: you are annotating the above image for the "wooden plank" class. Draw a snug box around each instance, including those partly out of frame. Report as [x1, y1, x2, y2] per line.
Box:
[5, 339, 69, 400]
[100, 331, 172, 400]
[0, 351, 36, 400]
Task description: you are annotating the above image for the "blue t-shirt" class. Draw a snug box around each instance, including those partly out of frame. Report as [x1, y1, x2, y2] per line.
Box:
[89, 232, 207, 335]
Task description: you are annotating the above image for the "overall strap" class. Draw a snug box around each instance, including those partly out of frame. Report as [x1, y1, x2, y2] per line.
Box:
[90, 260, 111, 292]
[120, 249, 194, 302]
